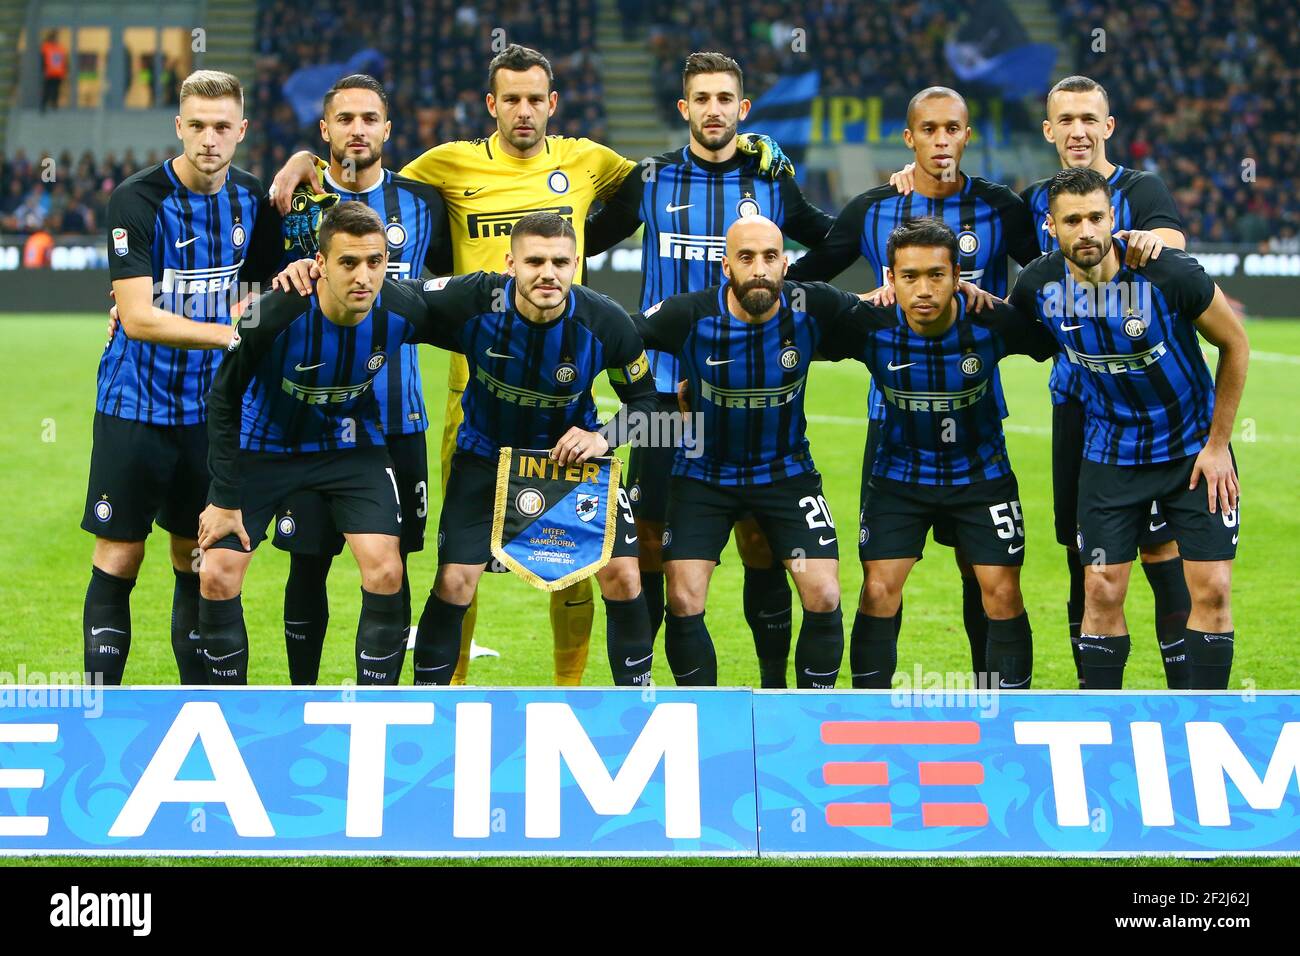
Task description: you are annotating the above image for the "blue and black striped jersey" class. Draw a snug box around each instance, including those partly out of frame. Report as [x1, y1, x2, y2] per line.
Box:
[1021, 165, 1184, 406]
[787, 174, 1039, 422]
[410, 272, 656, 459]
[98, 160, 280, 426]
[206, 282, 442, 509]
[633, 280, 861, 486]
[282, 168, 452, 436]
[820, 297, 1057, 485]
[585, 148, 833, 393]
[1010, 244, 1216, 466]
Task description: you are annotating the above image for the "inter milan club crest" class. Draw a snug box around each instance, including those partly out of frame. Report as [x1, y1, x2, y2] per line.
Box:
[278, 513, 296, 537]
[368, 352, 386, 372]
[548, 170, 569, 194]
[516, 487, 546, 518]
[554, 362, 577, 384]
[629, 484, 642, 503]
[960, 354, 983, 376]
[957, 229, 979, 255]
[737, 193, 761, 218]
[1123, 308, 1146, 338]
[231, 221, 247, 248]
[780, 345, 800, 369]
[385, 220, 407, 248]
[94, 496, 112, 522]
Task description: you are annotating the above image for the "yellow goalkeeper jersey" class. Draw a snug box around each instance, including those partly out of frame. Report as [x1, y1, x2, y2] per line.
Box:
[400, 132, 635, 389]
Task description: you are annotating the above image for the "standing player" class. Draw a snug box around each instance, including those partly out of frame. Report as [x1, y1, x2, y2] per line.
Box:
[1009, 169, 1247, 689]
[786, 86, 1042, 682]
[584, 51, 833, 688]
[84, 70, 280, 685]
[267, 74, 451, 684]
[198, 203, 448, 685]
[632, 217, 855, 689]
[404, 213, 658, 686]
[817, 219, 1057, 689]
[271, 44, 792, 686]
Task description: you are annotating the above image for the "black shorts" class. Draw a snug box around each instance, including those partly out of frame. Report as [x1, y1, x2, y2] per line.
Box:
[863, 419, 958, 549]
[273, 431, 429, 556]
[1077, 449, 1239, 564]
[82, 411, 209, 540]
[663, 471, 839, 563]
[624, 396, 678, 526]
[437, 452, 638, 566]
[1053, 398, 1175, 549]
[859, 472, 1027, 566]
[209, 446, 403, 552]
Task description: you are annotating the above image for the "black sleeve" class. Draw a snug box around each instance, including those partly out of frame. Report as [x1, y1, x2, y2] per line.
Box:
[596, 304, 658, 449]
[1126, 173, 1184, 234]
[630, 293, 697, 354]
[584, 166, 646, 256]
[993, 187, 1041, 267]
[785, 193, 869, 282]
[205, 293, 299, 509]
[377, 279, 460, 350]
[779, 176, 835, 249]
[1150, 249, 1216, 321]
[420, 187, 454, 276]
[982, 301, 1059, 361]
[106, 183, 158, 280]
[1007, 266, 1046, 325]
[407, 272, 502, 351]
[805, 283, 892, 361]
[239, 196, 286, 283]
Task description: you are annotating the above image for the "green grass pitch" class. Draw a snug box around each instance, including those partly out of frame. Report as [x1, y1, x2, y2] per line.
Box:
[1, 314, 1297, 866]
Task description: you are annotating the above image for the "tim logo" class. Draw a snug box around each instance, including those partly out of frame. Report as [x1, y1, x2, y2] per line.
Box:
[820, 720, 987, 827]
[466, 206, 574, 239]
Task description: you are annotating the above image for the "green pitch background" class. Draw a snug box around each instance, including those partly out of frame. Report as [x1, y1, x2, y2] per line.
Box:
[1, 315, 1297, 690]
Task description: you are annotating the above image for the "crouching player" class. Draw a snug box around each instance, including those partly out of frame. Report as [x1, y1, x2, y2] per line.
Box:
[817, 218, 1058, 689]
[198, 202, 447, 684]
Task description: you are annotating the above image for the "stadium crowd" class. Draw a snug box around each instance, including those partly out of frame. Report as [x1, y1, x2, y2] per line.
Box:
[0, 148, 165, 236]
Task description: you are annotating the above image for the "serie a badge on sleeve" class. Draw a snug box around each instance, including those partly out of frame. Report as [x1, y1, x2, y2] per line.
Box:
[490, 447, 622, 591]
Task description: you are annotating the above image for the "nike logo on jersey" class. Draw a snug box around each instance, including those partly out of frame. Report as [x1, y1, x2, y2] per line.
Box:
[359, 648, 403, 662]
[485, 347, 516, 360]
[174, 235, 199, 248]
[464, 187, 485, 196]
[818, 536, 836, 546]
[887, 361, 916, 371]
[1007, 543, 1025, 554]
[89, 626, 125, 636]
[1149, 521, 1167, 532]
[1060, 322, 1085, 332]
[665, 203, 694, 213]
[294, 362, 326, 372]
[704, 356, 735, 366]
[624, 535, 638, 544]
[625, 654, 653, 667]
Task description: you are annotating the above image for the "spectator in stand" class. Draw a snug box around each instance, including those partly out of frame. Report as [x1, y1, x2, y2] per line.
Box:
[40, 31, 69, 112]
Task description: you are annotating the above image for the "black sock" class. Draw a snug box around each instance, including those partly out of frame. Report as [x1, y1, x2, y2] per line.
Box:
[893, 596, 904, 640]
[284, 553, 332, 685]
[170, 569, 207, 685]
[356, 588, 407, 685]
[604, 595, 654, 686]
[961, 574, 988, 676]
[640, 571, 665, 640]
[795, 605, 844, 688]
[987, 612, 1033, 689]
[850, 612, 897, 689]
[1078, 633, 1130, 689]
[744, 564, 792, 688]
[1067, 551, 1085, 688]
[663, 611, 717, 686]
[83, 566, 135, 685]
[199, 595, 249, 685]
[412, 590, 469, 685]
[1142, 557, 1191, 690]
[1185, 628, 1234, 689]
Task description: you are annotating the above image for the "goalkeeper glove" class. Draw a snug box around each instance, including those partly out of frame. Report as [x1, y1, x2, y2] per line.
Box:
[282, 188, 341, 258]
[735, 133, 795, 180]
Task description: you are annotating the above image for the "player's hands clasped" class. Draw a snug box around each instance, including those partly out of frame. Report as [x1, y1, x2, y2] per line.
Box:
[272, 258, 322, 296]
[1189, 442, 1240, 516]
[198, 504, 251, 552]
[1115, 229, 1165, 268]
[550, 427, 609, 466]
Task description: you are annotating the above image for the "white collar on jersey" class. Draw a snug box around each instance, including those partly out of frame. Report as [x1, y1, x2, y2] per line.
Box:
[324, 167, 386, 195]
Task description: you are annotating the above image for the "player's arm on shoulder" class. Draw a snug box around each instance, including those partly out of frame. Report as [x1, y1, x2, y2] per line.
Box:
[239, 193, 286, 284]
[406, 272, 498, 349]
[598, 304, 658, 450]
[111, 275, 235, 349]
[420, 187, 454, 276]
[808, 282, 884, 361]
[785, 194, 867, 283]
[779, 176, 835, 249]
[585, 165, 646, 255]
[984, 301, 1059, 362]
[589, 141, 639, 202]
[992, 184, 1042, 267]
[1128, 173, 1185, 246]
[269, 151, 326, 214]
[630, 293, 693, 353]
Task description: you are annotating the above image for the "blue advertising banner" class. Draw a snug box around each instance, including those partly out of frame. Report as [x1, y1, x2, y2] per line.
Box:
[0, 688, 757, 856]
[754, 691, 1300, 856]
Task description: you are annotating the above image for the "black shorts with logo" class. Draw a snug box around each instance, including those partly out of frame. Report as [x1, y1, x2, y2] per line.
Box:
[859, 472, 1027, 566]
[662, 471, 839, 563]
[209, 446, 402, 552]
[437, 451, 638, 566]
[1052, 397, 1175, 549]
[82, 411, 209, 540]
[864, 418, 959, 549]
[273, 431, 429, 556]
[624, 395, 678, 526]
[1077, 448, 1239, 564]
